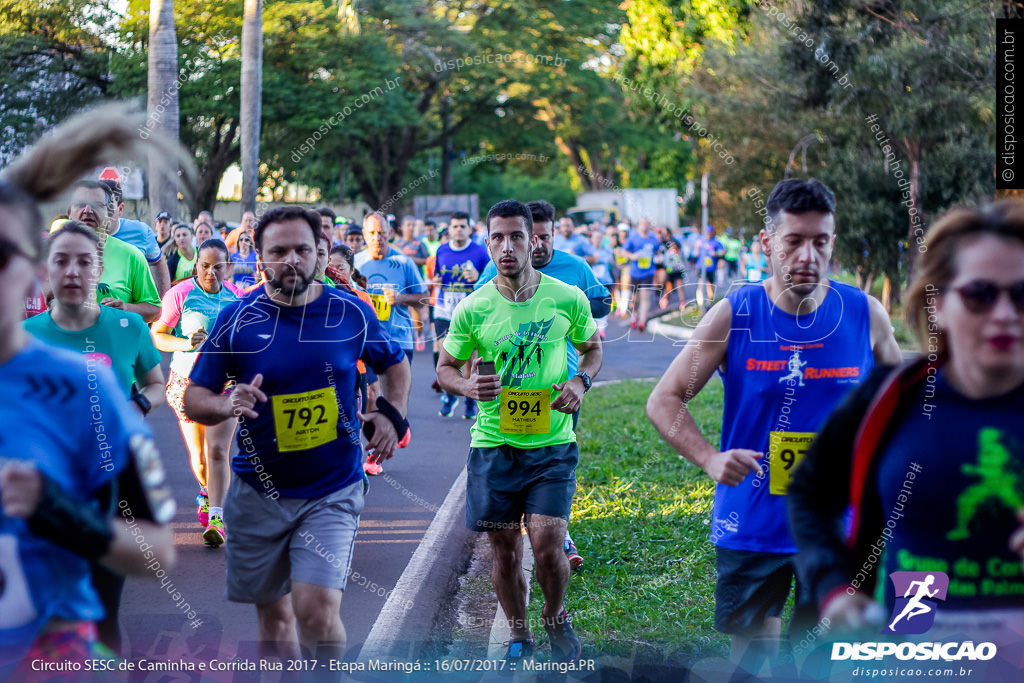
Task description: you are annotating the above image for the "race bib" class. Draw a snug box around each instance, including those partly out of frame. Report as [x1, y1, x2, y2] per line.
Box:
[638, 256, 652, 270]
[369, 292, 391, 321]
[273, 387, 339, 452]
[768, 431, 816, 495]
[499, 388, 551, 435]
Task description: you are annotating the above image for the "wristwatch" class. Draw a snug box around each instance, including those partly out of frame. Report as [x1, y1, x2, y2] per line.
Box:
[575, 371, 592, 393]
[131, 391, 153, 416]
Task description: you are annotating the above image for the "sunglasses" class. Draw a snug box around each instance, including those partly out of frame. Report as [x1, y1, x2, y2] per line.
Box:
[949, 280, 1024, 314]
[0, 236, 34, 269]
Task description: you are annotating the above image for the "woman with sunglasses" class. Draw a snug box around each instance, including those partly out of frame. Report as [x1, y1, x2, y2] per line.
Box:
[0, 106, 177, 674]
[788, 201, 1024, 679]
[230, 232, 257, 287]
[152, 238, 238, 548]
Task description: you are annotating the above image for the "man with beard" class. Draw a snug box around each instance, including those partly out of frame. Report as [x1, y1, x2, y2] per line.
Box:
[437, 200, 602, 664]
[183, 206, 411, 666]
[66, 181, 161, 321]
[646, 179, 902, 676]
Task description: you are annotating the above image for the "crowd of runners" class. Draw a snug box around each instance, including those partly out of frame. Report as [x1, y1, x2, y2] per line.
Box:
[2, 108, 1023, 682]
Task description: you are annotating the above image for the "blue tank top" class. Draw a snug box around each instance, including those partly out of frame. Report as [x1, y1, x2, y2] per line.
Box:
[714, 280, 874, 552]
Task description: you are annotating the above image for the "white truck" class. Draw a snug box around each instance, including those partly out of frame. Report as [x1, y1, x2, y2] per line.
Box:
[567, 188, 680, 231]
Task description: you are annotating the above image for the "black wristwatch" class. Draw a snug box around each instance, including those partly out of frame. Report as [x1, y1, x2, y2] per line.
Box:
[131, 391, 153, 416]
[575, 371, 592, 393]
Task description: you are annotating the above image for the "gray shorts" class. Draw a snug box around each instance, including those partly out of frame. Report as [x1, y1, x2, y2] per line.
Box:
[224, 476, 364, 604]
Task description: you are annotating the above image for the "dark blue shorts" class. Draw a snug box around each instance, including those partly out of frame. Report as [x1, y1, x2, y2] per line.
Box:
[714, 547, 808, 636]
[465, 442, 578, 532]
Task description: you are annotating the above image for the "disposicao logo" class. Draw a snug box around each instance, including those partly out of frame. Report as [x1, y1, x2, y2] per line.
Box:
[831, 571, 997, 663]
[884, 571, 948, 635]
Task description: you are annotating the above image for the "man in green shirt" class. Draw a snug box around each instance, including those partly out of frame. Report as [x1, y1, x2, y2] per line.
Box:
[67, 181, 161, 321]
[437, 200, 602, 665]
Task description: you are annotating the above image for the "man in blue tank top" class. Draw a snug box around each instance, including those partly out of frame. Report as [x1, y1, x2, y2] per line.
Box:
[647, 179, 902, 674]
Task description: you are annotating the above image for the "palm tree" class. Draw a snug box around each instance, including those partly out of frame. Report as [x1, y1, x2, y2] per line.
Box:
[147, 0, 178, 220]
[240, 0, 262, 214]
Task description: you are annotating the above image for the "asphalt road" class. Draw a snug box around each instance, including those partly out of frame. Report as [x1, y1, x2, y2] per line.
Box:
[115, 310, 687, 677]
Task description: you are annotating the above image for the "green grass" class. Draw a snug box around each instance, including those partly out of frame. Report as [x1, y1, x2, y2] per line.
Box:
[557, 379, 729, 663]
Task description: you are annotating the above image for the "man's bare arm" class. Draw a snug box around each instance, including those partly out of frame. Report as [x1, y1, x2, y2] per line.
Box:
[868, 296, 903, 366]
[646, 299, 763, 485]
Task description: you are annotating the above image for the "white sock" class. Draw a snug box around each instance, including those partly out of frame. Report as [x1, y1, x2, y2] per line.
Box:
[209, 506, 224, 520]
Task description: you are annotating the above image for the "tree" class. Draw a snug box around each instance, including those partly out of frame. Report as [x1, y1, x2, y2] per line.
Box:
[146, 0, 179, 220]
[240, 0, 262, 213]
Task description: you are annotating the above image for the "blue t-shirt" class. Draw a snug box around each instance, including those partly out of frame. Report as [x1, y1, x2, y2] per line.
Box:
[590, 246, 615, 284]
[434, 241, 490, 320]
[231, 251, 258, 287]
[353, 248, 426, 350]
[875, 370, 1024, 611]
[157, 278, 238, 376]
[117, 218, 162, 263]
[189, 287, 406, 498]
[714, 281, 874, 553]
[553, 233, 593, 260]
[0, 341, 146, 667]
[698, 237, 724, 273]
[624, 232, 662, 279]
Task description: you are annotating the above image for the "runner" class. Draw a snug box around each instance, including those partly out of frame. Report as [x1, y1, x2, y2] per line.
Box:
[345, 223, 366, 254]
[646, 178, 902, 675]
[0, 104, 176, 676]
[696, 226, 724, 308]
[614, 223, 632, 316]
[743, 239, 769, 282]
[166, 224, 197, 282]
[66, 181, 161, 322]
[394, 215, 430, 269]
[99, 173, 171, 296]
[225, 210, 257, 252]
[788, 201, 1024, 680]
[230, 231, 259, 287]
[155, 211, 173, 250]
[183, 206, 411, 664]
[354, 212, 427, 371]
[195, 221, 214, 245]
[658, 238, 688, 312]
[22, 220, 167, 652]
[432, 211, 490, 419]
[437, 199, 602, 663]
[152, 238, 238, 548]
[620, 218, 661, 332]
[553, 216, 594, 262]
[587, 228, 615, 338]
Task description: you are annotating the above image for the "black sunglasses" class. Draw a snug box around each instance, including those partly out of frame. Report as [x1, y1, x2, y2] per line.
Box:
[949, 280, 1024, 314]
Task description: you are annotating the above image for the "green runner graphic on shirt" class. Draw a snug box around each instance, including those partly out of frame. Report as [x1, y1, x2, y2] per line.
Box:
[948, 428, 1023, 541]
[498, 317, 555, 389]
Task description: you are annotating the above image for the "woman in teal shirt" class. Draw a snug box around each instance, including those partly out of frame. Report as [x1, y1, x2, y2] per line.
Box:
[24, 221, 164, 408]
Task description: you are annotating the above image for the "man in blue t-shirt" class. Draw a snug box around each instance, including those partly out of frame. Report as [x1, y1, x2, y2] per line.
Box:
[553, 216, 594, 263]
[433, 211, 490, 419]
[184, 206, 411, 664]
[99, 177, 171, 296]
[354, 213, 428, 362]
[697, 226, 725, 307]
[647, 179, 902, 673]
[621, 218, 662, 332]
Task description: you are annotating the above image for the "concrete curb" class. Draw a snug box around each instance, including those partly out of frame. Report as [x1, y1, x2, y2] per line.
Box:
[357, 466, 474, 661]
[647, 318, 693, 340]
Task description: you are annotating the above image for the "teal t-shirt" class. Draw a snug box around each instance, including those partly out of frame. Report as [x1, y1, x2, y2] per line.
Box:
[23, 306, 161, 398]
[444, 273, 596, 449]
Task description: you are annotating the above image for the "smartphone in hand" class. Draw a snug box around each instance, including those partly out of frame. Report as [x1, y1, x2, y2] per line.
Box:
[477, 360, 496, 376]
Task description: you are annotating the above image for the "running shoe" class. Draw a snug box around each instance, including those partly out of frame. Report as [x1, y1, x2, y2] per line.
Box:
[203, 516, 226, 548]
[629, 316, 638, 329]
[502, 637, 535, 663]
[463, 398, 478, 420]
[564, 538, 584, 570]
[638, 321, 646, 333]
[439, 395, 458, 417]
[543, 608, 582, 662]
[363, 459, 383, 476]
[196, 488, 209, 528]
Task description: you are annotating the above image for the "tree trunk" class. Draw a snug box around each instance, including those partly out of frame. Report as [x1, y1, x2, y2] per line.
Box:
[441, 91, 452, 194]
[903, 139, 923, 285]
[146, 0, 178, 221]
[240, 0, 263, 214]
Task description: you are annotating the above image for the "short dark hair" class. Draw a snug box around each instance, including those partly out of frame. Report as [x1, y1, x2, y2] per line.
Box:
[765, 178, 836, 231]
[424, 219, 436, 228]
[485, 200, 533, 234]
[526, 200, 555, 225]
[402, 215, 416, 224]
[70, 180, 114, 207]
[197, 238, 230, 262]
[254, 206, 321, 250]
[450, 211, 470, 223]
[330, 244, 355, 270]
[316, 206, 337, 223]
